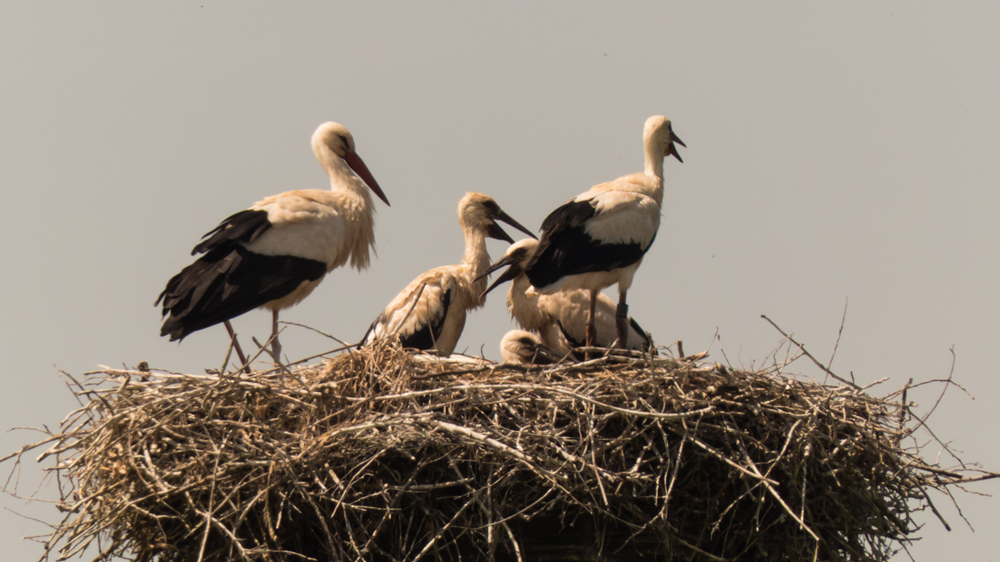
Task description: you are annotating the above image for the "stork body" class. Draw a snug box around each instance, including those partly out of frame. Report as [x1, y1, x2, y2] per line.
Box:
[524, 115, 683, 349]
[481, 239, 651, 359]
[361, 193, 534, 355]
[500, 330, 562, 365]
[157, 122, 389, 360]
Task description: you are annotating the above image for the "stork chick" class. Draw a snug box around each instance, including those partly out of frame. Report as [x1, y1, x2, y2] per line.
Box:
[361, 192, 535, 355]
[525, 115, 683, 349]
[157, 122, 389, 363]
[500, 330, 562, 365]
[480, 238, 652, 358]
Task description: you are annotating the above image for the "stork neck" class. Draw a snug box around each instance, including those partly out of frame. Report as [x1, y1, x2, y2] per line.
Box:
[461, 227, 490, 273]
[460, 226, 492, 300]
[643, 144, 666, 206]
[508, 275, 545, 328]
[644, 145, 665, 185]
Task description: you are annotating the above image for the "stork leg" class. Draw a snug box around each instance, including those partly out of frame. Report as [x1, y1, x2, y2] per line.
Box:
[271, 309, 282, 361]
[615, 290, 629, 349]
[223, 320, 249, 371]
[585, 289, 598, 358]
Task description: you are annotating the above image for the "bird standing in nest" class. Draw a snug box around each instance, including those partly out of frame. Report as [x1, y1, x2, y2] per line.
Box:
[157, 122, 389, 363]
[361, 192, 535, 356]
[523, 115, 683, 349]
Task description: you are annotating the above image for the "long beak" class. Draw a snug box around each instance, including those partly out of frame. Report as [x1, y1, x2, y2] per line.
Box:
[668, 132, 686, 163]
[343, 151, 390, 206]
[495, 209, 537, 240]
[475, 257, 524, 300]
[475, 252, 521, 283]
[486, 222, 515, 244]
[480, 265, 520, 299]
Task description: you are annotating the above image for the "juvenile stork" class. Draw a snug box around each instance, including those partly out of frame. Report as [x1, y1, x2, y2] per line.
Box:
[480, 238, 652, 358]
[524, 115, 683, 349]
[156, 122, 389, 361]
[500, 330, 562, 365]
[361, 192, 535, 355]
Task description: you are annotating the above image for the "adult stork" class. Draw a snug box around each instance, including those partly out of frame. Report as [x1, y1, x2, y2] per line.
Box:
[156, 121, 390, 362]
[480, 238, 652, 358]
[500, 330, 562, 365]
[524, 115, 683, 349]
[361, 192, 535, 356]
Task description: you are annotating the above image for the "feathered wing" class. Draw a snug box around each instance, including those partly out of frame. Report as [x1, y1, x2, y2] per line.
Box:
[361, 269, 457, 351]
[525, 190, 659, 291]
[157, 246, 326, 341]
[191, 209, 273, 255]
[156, 208, 327, 341]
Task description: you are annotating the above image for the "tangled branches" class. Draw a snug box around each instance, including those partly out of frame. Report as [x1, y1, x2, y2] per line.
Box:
[3, 343, 995, 561]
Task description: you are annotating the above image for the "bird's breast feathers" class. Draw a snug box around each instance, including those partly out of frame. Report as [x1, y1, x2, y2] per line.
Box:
[245, 189, 375, 270]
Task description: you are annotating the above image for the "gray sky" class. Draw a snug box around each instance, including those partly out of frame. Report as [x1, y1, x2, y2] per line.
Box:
[2, 3, 998, 560]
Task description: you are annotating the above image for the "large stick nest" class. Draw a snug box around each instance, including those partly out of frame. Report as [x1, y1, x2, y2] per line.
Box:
[4, 342, 994, 562]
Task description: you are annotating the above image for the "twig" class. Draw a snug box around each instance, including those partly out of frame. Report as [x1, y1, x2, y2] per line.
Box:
[761, 314, 860, 389]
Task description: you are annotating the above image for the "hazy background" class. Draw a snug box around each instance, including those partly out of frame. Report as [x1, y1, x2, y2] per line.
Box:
[2, 3, 997, 560]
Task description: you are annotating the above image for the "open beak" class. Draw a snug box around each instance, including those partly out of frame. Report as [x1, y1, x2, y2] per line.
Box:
[343, 151, 390, 206]
[667, 132, 686, 163]
[495, 209, 537, 240]
[486, 222, 515, 244]
[475, 254, 523, 298]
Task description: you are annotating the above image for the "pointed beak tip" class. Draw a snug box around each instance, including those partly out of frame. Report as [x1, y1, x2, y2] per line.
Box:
[496, 210, 537, 240]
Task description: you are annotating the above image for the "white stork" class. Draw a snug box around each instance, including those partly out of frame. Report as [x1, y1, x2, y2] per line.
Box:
[480, 238, 652, 359]
[361, 192, 535, 355]
[500, 330, 562, 365]
[524, 115, 683, 349]
[156, 121, 389, 362]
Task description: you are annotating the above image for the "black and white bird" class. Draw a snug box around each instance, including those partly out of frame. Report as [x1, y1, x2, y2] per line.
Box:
[524, 115, 683, 349]
[480, 238, 652, 358]
[361, 192, 535, 356]
[156, 122, 390, 361]
[499, 330, 562, 365]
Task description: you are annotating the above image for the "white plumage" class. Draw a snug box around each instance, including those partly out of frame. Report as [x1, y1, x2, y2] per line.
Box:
[157, 122, 389, 361]
[481, 239, 651, 358]
[361, 192, 535, 356]
[499, 330, 562, 365]
[524, 115, 683, 349]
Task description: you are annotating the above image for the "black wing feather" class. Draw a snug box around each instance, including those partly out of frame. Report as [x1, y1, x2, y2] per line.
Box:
[397, 287, 452, 351]
[192, 209, 272, 255]
[526, 199, 652, 289]
[628, 316, 652, 352]
[157, 245, 326, 341]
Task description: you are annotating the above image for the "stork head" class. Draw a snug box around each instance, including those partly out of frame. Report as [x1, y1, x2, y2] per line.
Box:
[312, 122, 390, 206]
[500, 329, 562, 365]
[458, 192, 536, 244]
[476, 238, 538, 298]
[643, 115, 685, 163]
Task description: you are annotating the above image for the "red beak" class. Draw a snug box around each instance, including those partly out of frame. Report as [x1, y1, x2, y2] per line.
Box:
[343, 151, 390, 206]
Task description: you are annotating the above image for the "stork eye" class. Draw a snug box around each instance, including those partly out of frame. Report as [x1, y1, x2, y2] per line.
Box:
[337, 134, 350, 151]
